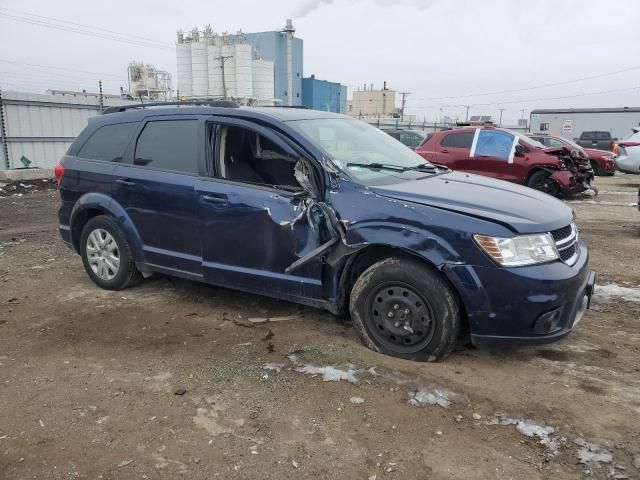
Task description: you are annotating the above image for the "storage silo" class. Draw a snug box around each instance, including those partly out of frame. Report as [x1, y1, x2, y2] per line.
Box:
[234, 41, 253, 98]
[191, 40, 208, 97]
[176, 42, 192, 98]
[207, 38, 224, 97]
[252, 59, 274, 101]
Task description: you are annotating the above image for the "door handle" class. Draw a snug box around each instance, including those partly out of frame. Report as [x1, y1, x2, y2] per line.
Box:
[441, 149, 449, 153]
[115, 179, 136, 187]
[201, 194, 228, 205]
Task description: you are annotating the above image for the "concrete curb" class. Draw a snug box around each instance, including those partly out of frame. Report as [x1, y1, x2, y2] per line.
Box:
[0, 168, 54, 182]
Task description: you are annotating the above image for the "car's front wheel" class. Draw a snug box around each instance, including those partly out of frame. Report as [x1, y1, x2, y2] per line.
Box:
[349, 257, 461, 362]
[80, 215, 141, 290]
[528, 170, 560, 196]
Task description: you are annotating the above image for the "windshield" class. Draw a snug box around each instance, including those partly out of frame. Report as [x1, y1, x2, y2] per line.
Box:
[288, 118, 435, 185]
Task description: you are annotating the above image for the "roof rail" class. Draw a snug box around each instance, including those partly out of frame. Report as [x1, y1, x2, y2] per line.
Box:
[102, 99, 240, 114]
[257, 105, 309, 109]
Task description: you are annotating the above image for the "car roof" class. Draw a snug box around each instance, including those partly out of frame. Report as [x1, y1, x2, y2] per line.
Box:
[90, 105, 346, 127]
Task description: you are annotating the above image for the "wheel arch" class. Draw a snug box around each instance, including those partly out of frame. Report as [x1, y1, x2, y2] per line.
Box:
[70, 193, 144, 262]
[336, 244, 469, 338]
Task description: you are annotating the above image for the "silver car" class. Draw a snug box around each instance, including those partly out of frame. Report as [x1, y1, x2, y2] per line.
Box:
[615, 128, 640, 174]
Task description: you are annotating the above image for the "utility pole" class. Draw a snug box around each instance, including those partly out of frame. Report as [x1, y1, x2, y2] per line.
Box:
[498, 108, 505, 126]
[0, 88, 10, 169]
[399, 91, 410, 122]
[215, 55, 233, 99]
[464, 105, 470, 121]
[98, 80, 104, 113]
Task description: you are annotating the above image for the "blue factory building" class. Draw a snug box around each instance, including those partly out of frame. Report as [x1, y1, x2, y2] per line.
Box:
[301, 75, 347, 113]
[244, 21, 303, 106]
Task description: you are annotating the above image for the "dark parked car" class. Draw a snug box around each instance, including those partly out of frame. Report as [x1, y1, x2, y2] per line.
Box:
[381, 128, 426, 149]
[576, 131, 616, 152]
[529, 134, 615, 176]
[416, 126, 594, 196]
[55, 103, 594, 361]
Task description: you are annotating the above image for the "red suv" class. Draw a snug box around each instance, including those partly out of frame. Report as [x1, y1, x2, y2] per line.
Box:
[416, 127, 593, 196]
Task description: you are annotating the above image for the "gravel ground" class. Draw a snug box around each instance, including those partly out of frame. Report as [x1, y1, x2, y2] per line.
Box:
[0, 175, 639, 480]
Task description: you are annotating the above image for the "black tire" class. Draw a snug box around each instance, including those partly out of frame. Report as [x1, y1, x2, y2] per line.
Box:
[527, 170, 560, 196]
[589, 159, 601, 176]
[349, 256, 461, 362]
[80, 215, 142, 290]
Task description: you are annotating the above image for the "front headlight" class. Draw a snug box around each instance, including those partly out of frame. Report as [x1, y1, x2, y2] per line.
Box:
[474, 233, 559, 266]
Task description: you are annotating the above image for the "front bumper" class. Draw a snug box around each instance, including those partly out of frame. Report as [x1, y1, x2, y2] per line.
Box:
[444, 240, 594, 346]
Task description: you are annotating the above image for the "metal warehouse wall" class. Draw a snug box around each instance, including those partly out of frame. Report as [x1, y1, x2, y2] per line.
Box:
[530, 110, 640, 140]
[0, 91, 136, 170]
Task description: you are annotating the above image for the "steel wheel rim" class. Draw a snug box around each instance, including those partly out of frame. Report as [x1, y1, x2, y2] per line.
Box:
[86, 228, 120, 281]
[364, 281, 436, 353]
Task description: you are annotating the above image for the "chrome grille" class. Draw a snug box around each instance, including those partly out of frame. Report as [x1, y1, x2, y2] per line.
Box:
[550, 223, 579, 266]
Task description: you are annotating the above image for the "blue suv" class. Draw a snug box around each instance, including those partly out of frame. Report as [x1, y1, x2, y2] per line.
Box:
[56, 102, 595, 361]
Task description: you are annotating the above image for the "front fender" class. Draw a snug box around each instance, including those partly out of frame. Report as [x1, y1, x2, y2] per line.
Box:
[70, 193, 145, 262]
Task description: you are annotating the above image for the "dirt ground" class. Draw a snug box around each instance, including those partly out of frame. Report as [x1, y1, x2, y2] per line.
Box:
[1, 174, 639, 480]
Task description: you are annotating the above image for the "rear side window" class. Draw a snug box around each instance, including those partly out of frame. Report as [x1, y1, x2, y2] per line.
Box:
[134, 120, 199, 174]
[441, 131, 474, 148]
[77, 122, 138, 162]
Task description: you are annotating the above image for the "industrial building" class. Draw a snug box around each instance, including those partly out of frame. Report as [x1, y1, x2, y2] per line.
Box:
[348, 84, 400, 118]
[530, 107, 640, 140]
[301, 75, 347, 113]
[127, 62, 172, 101]
[175, 19, 302, 105]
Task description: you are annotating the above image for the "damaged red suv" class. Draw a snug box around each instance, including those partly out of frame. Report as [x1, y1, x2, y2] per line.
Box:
[416, 127, 593, 196]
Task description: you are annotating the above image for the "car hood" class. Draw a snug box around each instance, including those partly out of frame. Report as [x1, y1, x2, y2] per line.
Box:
[369, 171, 574, 234]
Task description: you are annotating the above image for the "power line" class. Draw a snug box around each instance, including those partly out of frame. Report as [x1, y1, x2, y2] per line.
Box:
[415, 65, 640, 101]
[0, 7, 173, 47]
[412, 85, 640, 109]
[0, 12, 174, 50]
[0, 59, 127, 80]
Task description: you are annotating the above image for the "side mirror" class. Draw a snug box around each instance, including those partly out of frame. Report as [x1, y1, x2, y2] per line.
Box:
[514, 144, 526, 157]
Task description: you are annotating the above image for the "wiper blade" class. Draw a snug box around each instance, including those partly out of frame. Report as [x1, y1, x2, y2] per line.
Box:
[346, 162, 408, 172]
[404, 163, 438, 172]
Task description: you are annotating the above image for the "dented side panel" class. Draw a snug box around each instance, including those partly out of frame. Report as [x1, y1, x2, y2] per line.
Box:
[196, 178, 324, 299]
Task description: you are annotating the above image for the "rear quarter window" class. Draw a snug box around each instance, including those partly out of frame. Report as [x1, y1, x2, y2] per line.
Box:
[77, 122, 139, 162]
[441, 131, 474, 148]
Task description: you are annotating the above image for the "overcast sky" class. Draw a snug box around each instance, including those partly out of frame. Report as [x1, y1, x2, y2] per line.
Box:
[1, 0, 639, 123]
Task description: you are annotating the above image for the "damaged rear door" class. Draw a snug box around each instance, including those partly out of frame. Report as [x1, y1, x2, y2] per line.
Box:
[196, 118, 325, 300]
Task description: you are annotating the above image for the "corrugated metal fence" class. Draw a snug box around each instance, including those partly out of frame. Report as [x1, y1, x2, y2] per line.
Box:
[0, 90, 136, 169]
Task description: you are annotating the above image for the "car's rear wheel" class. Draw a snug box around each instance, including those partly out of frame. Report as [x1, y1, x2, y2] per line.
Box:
[349, 256, 461, 362]
[528, 170, 560, 196]
[80, 215, 141, 290]
[589, 159, 601, 176]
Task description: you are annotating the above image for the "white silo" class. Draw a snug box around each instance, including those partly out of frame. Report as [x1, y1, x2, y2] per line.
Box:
[176, 39, 192, 98]
[234, 40, 253, 98]
[207, 38, 224, 97]
[191, 40, 208, 97]
[252, 59, 274, 101]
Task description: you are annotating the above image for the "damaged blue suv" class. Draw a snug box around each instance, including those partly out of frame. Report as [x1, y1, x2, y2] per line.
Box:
[56, 102, 595, 361]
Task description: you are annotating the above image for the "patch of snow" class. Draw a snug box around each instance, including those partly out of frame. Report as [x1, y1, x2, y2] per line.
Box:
[516, 420, 559, 455]
[595, 283, 640, 303]
[574, 438, 612, 465]
[566, 199, 638, 207]
[262, 363, 284, 372]
[407, 387, 453, 408]
[295, 364, 360, 383]
[350, 396, 365, 404]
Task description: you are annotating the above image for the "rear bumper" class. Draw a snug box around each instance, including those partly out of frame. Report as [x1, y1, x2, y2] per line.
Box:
[444, 241, 594, 346]
[615, 154, 640, 174]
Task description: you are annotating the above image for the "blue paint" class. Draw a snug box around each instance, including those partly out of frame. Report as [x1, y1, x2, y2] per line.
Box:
[58, 106, 593, 346]
[302, 75, 347, 113]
